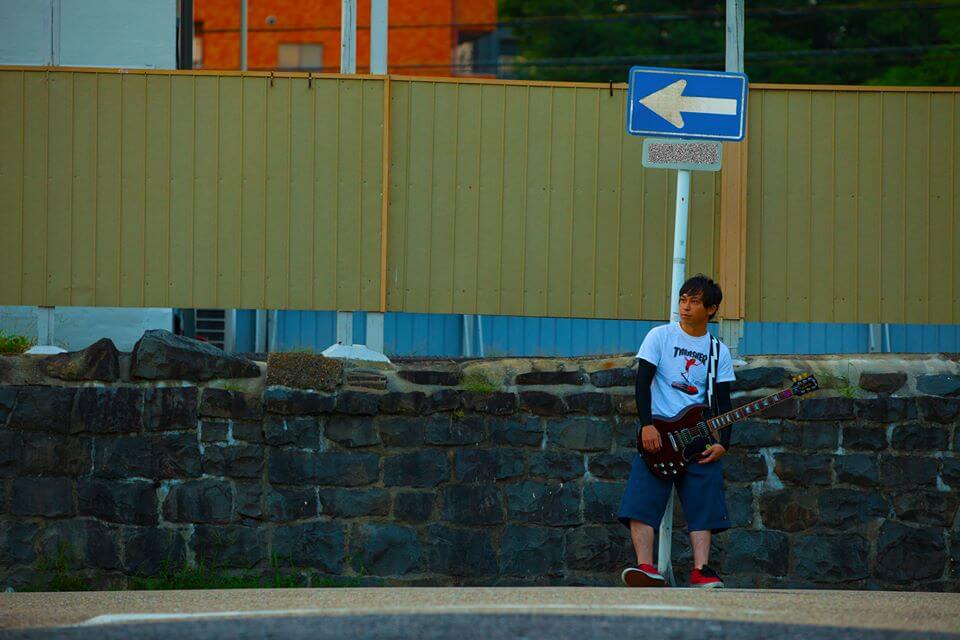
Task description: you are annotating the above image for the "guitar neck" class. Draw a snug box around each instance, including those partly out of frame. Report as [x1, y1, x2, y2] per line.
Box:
[706, 388, 794, 433]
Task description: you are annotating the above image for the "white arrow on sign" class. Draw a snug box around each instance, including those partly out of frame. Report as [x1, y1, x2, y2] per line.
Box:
[639, 79, 737, 129]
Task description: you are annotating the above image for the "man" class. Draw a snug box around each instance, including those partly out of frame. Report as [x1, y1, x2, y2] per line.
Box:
[617, 274, 736, 589]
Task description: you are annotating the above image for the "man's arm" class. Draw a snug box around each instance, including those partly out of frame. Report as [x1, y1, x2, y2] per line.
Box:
[715, 380, 733, 450]
[635, 359, 660, 453]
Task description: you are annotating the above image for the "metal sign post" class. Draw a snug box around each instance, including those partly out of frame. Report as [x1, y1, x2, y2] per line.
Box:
[626, 43, 747, 589]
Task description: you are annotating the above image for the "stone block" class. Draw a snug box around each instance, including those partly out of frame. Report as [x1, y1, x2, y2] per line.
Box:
[841, 425, 888, 451]
[269, 450, 379, 486]
[374, 416, 424, 447]
[264, 387, 336, 415]
[325, 416, 379, 448]
[721, 530, 789, 576]
[200, 420, 229, 442]
[17, 432, 91, 476]
[383, 450, 448, 488]
[426, 524, 496, 577]
[858, 372, 907, 394]
[92, 435, 155, 478]
[77, 479, 157, 525]
[0, 387, 15, 422]
[856, 398, 918, 422]
[890, 422, 949, 451]
[798, 397, 855, 421]
[199, 388, 263, 421]
[454, 449, 524, 483]
[265, 352, 342, 391]
[793, 534, 870, 582]
[728, 420, 781, 448]
[516, 370, 586, 386]
[393, 491, 434, 523]
[499, 525, 565, 575]
[425, 414, 488, 445]
[546, 417, 612, 452]
[192, 524, 267, 569]
[0, 520, 40, 567]
[72, 387, 144, 434]
[519, 391, 568, 416]
[155, 433, 203, 479]
[162, 478, 233, 523]
[39, 338, 120, 381]
[130, 329, 260, 381]
[565, 392, 613, 415]
[231, 421, 264, 443]
[441, 485, 504, 525]
[36, 519, 121, 571]
[774, 453, 832, 486]
[890, 491, 959, 527]
[336, 391, 381, 416]
[201, 444, 265, 479]
[0, 431, 14, 478]
[10, 477, 74, 517]
[612, 394, 638, 415]
[916, 374, 960, 397]
[144, 387, 199, 432]
[942, 458, 960, 488]
[264, 416, 319, 449]
[234, 481, 263, 521]
[423, 389, 462, 414]
[760, 489, 818, 532]
[273, 522, 345, 572]
[612, 418, 639, 449]
[917, 397, 960, 424]
[350, 523, 422, 576]
[489, 416, 542, 447]
[528, 451, 584, 481]
[781, 421, 839, 450]
[397, 369, 462, 386]
[459, 391, 517, 416]
[378, 392, 427, 415]
[589, 451, 635, 480]
[723, 452, 768, 483]
[726, 486, 754, 527]
[879, 455, 938, 487]
[564, 526, 630, 572]
[319, 488, 390, 518]
[265, 486, 318, 522]
[835, 454, 879, 486]
[121, 526, 186, 576]
[7, 386, 75, 434]
[875, 521, 947, 582]
[731, 367, 786, 391]
[590, 367, 636, 388]
[506, 481, 581, 526]
[818, 488, 889, 528]
[583, 481, 626, 524]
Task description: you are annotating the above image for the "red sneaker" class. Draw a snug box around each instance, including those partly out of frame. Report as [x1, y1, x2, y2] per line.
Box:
[621, 563, 666, 587]
[689, 565, 724, 588]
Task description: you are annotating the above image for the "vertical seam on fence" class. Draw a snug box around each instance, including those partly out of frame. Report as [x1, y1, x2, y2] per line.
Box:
[380, 76, 391, 312]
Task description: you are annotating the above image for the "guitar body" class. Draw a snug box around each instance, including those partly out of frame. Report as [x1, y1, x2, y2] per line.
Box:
[642, 404, 715, 481]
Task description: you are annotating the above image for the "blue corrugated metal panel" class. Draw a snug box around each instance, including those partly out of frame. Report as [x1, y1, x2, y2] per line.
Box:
[385, 312, 462, 357]
[887, 324, 960, 353]
[234, 310, 257, 353]
[740, 322, 869, 355]
[484, 315, 660, 357]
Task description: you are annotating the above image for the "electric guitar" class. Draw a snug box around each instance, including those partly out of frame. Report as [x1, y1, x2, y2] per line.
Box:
[641, 373, 820, 481]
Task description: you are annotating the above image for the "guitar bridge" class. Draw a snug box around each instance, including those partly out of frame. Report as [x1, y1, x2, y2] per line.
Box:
[667, 432, 679, 451]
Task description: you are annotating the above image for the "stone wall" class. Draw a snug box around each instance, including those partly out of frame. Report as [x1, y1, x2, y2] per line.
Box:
[0, 332, 958, 590]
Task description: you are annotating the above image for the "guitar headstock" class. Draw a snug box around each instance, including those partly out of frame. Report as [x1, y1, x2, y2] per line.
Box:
[790, 373, 819, 397]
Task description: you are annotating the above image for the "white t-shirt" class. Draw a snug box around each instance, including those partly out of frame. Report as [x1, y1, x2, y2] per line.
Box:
[635, 322, 736, 420]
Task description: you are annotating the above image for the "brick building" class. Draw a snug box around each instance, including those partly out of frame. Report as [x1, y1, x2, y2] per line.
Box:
[193, 0, 497, 75]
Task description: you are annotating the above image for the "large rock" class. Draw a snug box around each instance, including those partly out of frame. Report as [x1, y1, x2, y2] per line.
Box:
[93, 434, 201, 480]
[265, 352, 342, 391]
[731, 367, 786, 391]
[879, 455, 938, 487]
[319, 488, 390, 518]
[589, 451, 635, 480]
[855, 398, 917, 422]
[397, 369, 461, 386]
[875, 521, 947, 582]
[201, 444, 265, 479]
[798, 397, 855, 421]
[528, 451, 584, 481]
[36, 519, 121, 571]
[858, 372, 907, 394]
[7, 386, 76, 434]
[264, 387, 336, 415]
[193, 524, 267, 569]
[77, 479, 157, 525]
[441, 485, 504, 525]
[489, 416, 542, 447]
[916, 374, 960, 397]
[130, 329, 260, 381]
[726, 486, 755, 527]
[500, 525, 564, 575]
[383, 450, 448, 488]
[392, 491, 434, 523]
[273, 521, 345, 572]
[378, 392, 427, 415]
[10, 477, 74, 517]
[760, 489, 818, 532]
[774, 453, 833, 486]
[72, 387, 144, 434]
[269, 450, 379, 487]
[728, 420, 781, 448]
[336, 391, 380, 416]
[265, 486, 319, 522]
[723, 452, 768, 483]
[144, 387, 198, 432]
[0, 520, 40, 567]
[589, 367, 636, 388]
[263, 416, 320, 449]
[425, 415, 488, 445]
[582, 481, 626, 524]
[39, 338, 119, 381]
[841, 425, 888, 451]
[427, 524, 496, 577]
[916, 397, 960, 424]
[834, 454, 879, 486]
[17, 432, 91, 476]
[781, 421, 839, 451]
[565, 392, 613, 415]
[377, 416, 426, 448]
[793, 534, 870, 582]
[161, 478, 234, 523]
[546, 417, 612, 452]
[890, 422, 949, 451]
[516, 371, 586, 386]
[199, 389, 263, 420]
[122, 527, 186, 576]
[890, 491, 960, 527]
[455, 449, 524, 483]
[519, 391, 568, 416]
[722, 530, 789, 576]
[564, 526, 630, 572]
[325, 416, 380, 448]
[350, 524, 421, 576]
[460, 392, 517, 415]
[506, 481, 581, 526]
[817, 488, 889, 528]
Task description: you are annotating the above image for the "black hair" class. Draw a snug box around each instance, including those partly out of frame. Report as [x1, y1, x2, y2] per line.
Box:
[679, 274, 723, 320]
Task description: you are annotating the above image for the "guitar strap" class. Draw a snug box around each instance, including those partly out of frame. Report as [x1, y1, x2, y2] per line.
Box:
[705, 332, 719, 423]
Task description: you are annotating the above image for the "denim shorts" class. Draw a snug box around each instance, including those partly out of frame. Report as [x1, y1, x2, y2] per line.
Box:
[617, 453, 730, 534]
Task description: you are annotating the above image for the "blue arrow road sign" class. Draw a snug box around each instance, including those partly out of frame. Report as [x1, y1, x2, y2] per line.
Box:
[626, 67, 748, 141]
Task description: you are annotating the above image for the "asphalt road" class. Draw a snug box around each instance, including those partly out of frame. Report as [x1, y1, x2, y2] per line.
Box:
[1, 588, 958, 639]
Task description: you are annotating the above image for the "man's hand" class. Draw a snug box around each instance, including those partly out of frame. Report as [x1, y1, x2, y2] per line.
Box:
[638, 424, 662, 453]
[699, 443, 726, 464]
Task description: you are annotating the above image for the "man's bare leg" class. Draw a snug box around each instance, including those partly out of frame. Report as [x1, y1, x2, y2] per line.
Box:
[690, 530, 711, 569]
[630, 520, 656, 565]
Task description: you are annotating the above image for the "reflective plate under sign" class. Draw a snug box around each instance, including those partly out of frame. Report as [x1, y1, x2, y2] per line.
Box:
[641, 138, 723, 172]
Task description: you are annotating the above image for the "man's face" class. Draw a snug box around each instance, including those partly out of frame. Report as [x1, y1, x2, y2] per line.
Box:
[679, 290, 717, 324]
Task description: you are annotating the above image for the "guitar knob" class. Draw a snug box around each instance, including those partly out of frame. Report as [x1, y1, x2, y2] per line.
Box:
[668, 462, 674, 467]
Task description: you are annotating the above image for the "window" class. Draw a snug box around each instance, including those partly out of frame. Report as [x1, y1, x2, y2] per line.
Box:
[277, 43, 323, 70]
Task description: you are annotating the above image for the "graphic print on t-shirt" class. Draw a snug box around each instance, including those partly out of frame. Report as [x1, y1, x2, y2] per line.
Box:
[670, 346, 707, 395]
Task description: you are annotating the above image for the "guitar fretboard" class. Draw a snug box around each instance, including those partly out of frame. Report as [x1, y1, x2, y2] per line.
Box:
[705, 389, 793, 433]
